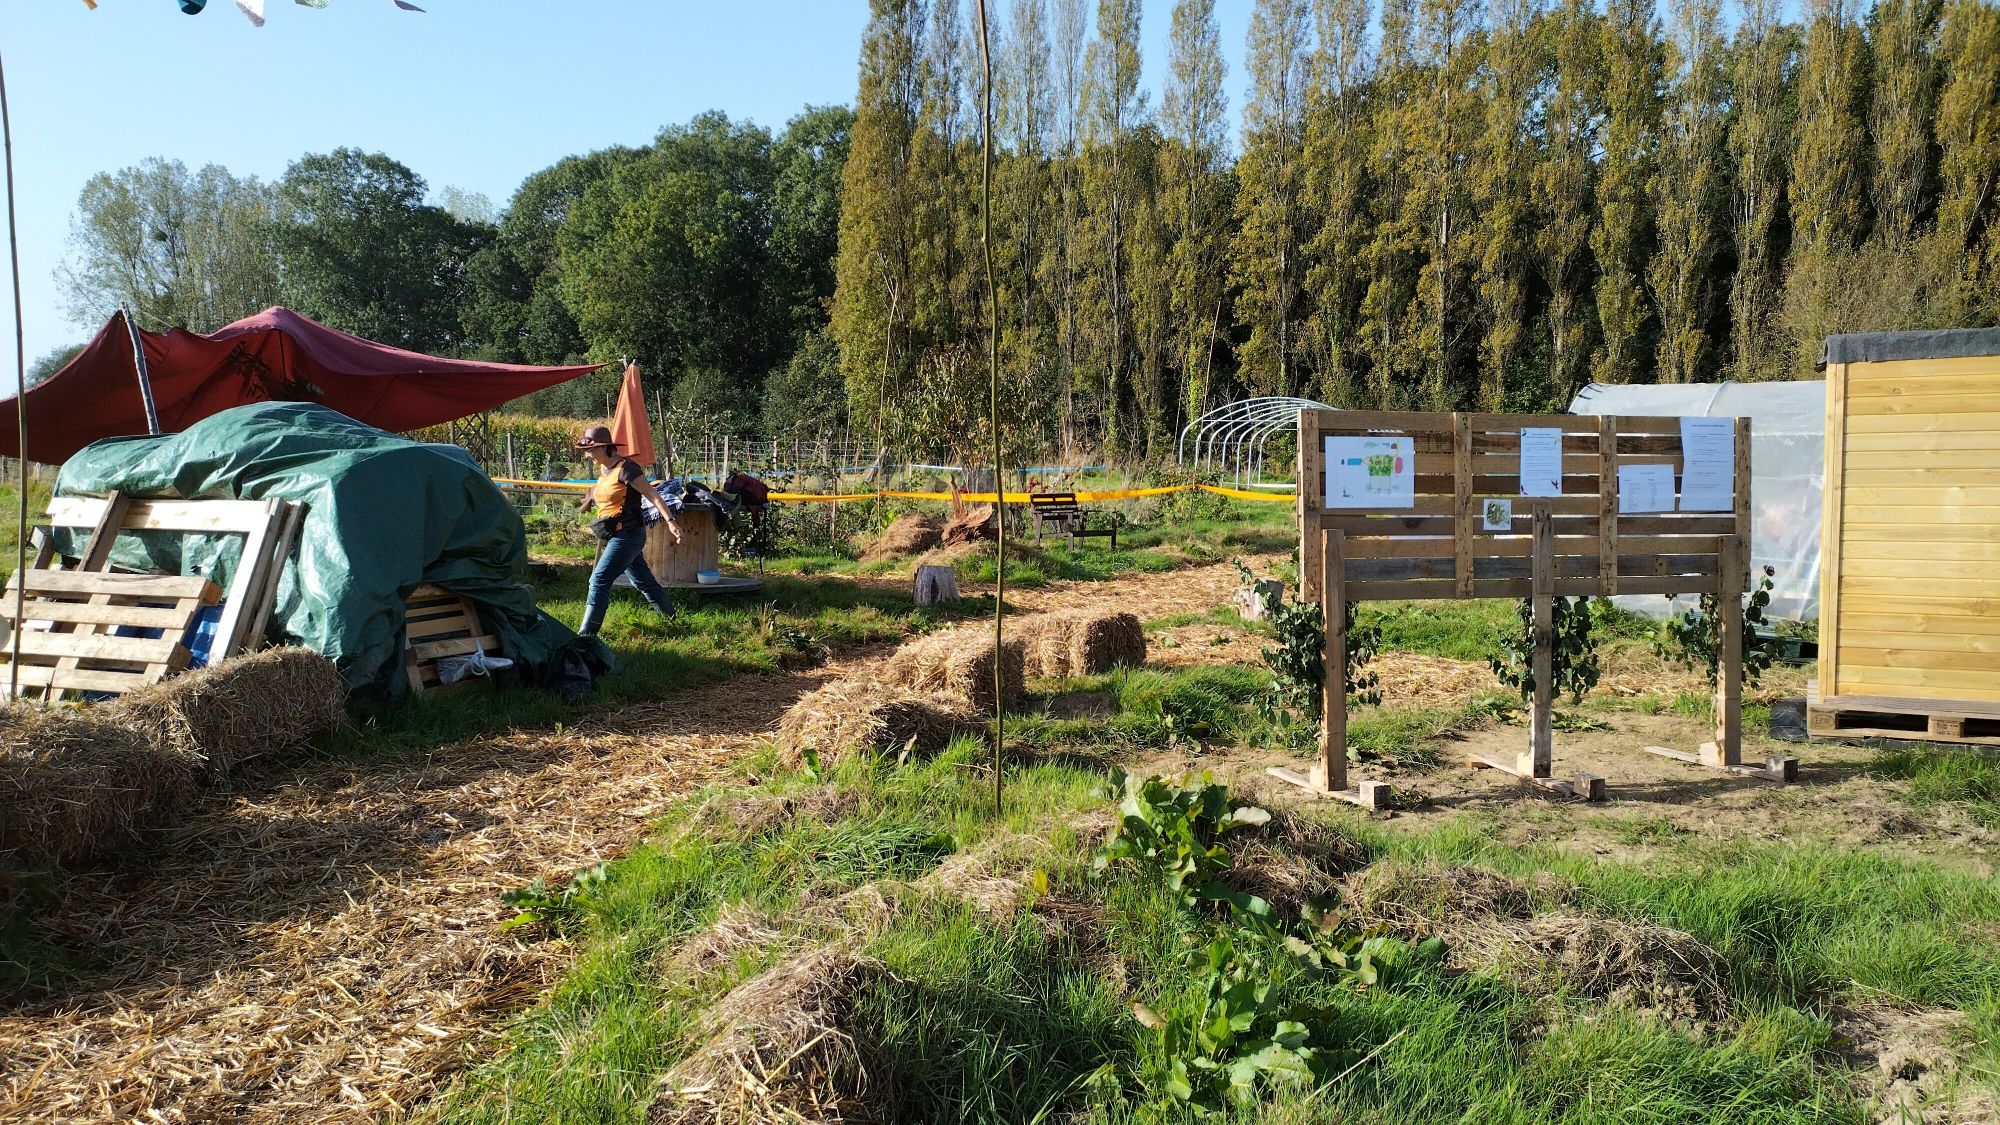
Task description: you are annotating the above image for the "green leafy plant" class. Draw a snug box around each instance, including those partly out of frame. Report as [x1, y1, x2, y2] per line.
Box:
[1240, 565, 1380, 718]
[1490, 595, 1601, 703]
[1094, 770, 1271, 909]
[499, 862, 611, 933]
[1654, 565, 1779, 688]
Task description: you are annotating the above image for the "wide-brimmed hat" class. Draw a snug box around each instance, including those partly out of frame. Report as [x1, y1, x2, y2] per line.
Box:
[573, 424, 620, 451]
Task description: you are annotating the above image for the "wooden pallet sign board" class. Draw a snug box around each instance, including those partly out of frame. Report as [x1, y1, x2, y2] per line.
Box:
[1277, 409, 1785, 808]
[1814, 331, 2000, 748]
[403, 585, 503, 694]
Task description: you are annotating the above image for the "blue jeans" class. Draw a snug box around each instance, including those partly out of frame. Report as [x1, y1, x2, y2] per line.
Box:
[580, 523, 672, 635]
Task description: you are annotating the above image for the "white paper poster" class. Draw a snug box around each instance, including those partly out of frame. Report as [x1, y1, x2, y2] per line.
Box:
[1617, 464, 1675, 513]
[1519, 428, 1564, 497]
[1677, 417, 1736, 511]
[1324, 435, 1414, 509]
[1481, 498, 1514, 531]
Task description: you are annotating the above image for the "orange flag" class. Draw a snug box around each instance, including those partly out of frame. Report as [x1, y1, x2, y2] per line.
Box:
[609, 362, 657, 470]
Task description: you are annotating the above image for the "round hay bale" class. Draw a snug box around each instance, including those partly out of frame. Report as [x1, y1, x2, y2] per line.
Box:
[775, 679, 976, 768]
[101, 647, 346, 780]
[648, 946, 894, 1125]
[860, 513, 945, 563]
[875, 626, 1025, 712]
[0, 705, 198, 868]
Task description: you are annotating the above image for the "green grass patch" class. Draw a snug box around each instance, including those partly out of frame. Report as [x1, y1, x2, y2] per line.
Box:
[1869, 745, 2000, 826]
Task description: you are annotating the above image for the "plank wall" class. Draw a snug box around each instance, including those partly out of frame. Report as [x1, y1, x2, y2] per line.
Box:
[1821, 355, 2000, 708]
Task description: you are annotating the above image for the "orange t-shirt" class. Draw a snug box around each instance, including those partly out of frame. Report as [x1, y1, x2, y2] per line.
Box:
[591, 458, 646, 520]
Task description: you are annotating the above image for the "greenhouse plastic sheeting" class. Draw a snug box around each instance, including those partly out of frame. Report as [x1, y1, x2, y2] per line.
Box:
[1570, 380, 1824, 622]
[54, 402, 613, 696]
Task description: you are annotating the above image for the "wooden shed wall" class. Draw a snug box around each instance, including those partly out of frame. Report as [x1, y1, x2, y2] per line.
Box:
[1821, 354, 2000, 708]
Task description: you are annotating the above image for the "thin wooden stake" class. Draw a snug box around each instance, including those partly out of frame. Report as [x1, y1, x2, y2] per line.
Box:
[1527, 501, 1554, 779]
[975, 0, 1004, 814]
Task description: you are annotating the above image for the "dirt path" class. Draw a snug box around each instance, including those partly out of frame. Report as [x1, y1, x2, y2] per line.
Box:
[0, 665, 850, 1124]
[0, 562, 1249, 1123]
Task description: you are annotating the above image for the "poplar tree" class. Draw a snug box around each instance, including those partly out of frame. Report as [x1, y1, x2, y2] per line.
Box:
[833, 0, 928, 447]
[1359, 0, 1423, 406]
[1049, 0, 1088, 442]
[1727, 0, 1794, 380]
[1301, 0, 1375, 405]
[1867, 0, 1942, 252]
[1404, 0, 1486, 408]
[1650, 0, 1727, 385]
[1159, 0, 1230, 427]
[1081, 0, 1146, 451]
[919, 0, 971, 335]
[1233, 0, 1315, 398]
[1927, 0, 2000, 322]
[1474, 0, 1545, 409]
[1785, 0, 1871, 367]
[1003, 0, 1058, 422]
[1532, 0, 1601, 403]
[1591, 0, 1663, 386]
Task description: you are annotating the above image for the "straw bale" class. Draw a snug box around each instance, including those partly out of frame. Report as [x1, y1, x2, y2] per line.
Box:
[1016, 610, 1146, 679]
[775, 680, 977, 768]
[874, 626, 1024, 712]
[0, 704, 197, 868]
[648, 945, 893, 1125]
[859, 514, 944, 563]
[103, 647, 346, 780]
[1451, 912, 1729, 1021]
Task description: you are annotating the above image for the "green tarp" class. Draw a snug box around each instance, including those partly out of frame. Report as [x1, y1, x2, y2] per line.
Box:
[55, 402, 611, 696]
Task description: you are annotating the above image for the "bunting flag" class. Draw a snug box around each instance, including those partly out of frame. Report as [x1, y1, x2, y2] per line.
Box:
[177, 0, 208, 13]
[237, 0, 266, 25]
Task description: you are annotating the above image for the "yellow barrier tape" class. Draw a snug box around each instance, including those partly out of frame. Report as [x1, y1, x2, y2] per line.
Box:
[493, 477, 1298, 504]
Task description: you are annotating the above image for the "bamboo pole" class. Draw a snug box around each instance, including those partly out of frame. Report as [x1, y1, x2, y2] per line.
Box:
[975, 0, 1005, 813]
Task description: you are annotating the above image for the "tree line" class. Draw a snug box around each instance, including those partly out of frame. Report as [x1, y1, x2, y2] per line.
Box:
[838, 0, 2000, 463]
[54, 0, 2000, 465]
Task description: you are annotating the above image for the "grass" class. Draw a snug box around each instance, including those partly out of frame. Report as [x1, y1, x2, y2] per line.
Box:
[1869, 744, 2000, 826]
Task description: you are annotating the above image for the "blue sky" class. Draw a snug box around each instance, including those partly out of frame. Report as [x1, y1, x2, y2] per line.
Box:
[4, 0, 1256, 366]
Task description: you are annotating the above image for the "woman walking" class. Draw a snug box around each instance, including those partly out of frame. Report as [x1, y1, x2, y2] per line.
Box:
[574, 425, 681, 636]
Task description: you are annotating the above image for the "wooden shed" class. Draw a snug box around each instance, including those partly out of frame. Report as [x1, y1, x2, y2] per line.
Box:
[1814, 328, 2000, 746]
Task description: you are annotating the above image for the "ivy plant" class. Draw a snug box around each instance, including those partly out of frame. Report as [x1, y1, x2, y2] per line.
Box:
[1655, 565, 1779, 688]
[1490, 595, 1601, 703]
[1240, 565, 1381, 717]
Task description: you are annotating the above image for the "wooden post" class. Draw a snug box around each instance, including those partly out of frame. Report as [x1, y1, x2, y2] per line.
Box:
[1453, 413, 1473, 598]
[1298, 410, 1324, 605]
[1598, 416, 1618, 596]
[723, 435, 731, 479]
[1527, 502, 1555, 779]
[1706, 534, 1745, 768]
[1319, 528, 1348, 793]
[505, 433, 517, 479]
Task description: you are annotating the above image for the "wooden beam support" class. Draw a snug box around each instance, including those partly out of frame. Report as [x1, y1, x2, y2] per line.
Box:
[1265, 528, 1388, 811]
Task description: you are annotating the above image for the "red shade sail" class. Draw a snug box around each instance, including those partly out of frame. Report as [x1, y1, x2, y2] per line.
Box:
[1, 307, 601, 464]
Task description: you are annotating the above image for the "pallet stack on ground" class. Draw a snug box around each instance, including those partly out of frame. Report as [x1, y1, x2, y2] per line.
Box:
[1815, 329, 2000, 747]
[1, 492, 305, 700]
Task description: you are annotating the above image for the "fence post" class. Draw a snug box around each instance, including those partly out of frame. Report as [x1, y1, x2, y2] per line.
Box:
[1319, 528, 1348, 794]
[1526, 501, 1555, 780]
[1707, 534, 1745, 768]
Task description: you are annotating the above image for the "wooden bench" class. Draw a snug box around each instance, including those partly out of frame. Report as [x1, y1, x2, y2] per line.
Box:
[1028, 491, 1116, 547]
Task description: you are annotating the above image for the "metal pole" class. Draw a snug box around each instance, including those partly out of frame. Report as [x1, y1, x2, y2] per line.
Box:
[2, 48, 22, 700]
[120, 307, 160, 435]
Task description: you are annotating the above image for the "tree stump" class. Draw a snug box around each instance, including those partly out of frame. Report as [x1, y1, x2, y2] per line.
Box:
[1233, 579, 1283, 621]
[914, 565, 960, 607]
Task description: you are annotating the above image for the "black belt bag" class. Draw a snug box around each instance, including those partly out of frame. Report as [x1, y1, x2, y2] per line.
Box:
[590, 511, 635, 541]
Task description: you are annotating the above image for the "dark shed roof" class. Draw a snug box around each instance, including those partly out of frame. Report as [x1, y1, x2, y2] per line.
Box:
[1820, 328, 2000, 367]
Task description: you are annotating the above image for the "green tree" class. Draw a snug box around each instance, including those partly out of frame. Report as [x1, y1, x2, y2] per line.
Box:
[556, 114, 776, 388]
[59, 157, 278, 334]
[1727, 0, 1795, 380]
[834, 0, 928, 449]
[1475, 0, 1545, 409]
[1159, 0, 1230, 429]
[1533, 0, 1601, 404]
[29, 343, 85, 386]
[1232, 0, 1313, 399]
[1080, 0, 1147, 452]
[762, 325, 849, 438]
[1050, 0, 1090, 442]
[1784, 0, 1871, 367]
[1649, 0, 1727, 385]
[1925, 0, 2000, 323]
[1359, 0, 1425, 406]
[767, 105, 855, 349]
[1590, 0, 1664, 386]
[1868, 0, 1942, 253]
[1301, 0, 1375, 406]
[270, 148, 487, 353]
[1403, 0, 1485, 408]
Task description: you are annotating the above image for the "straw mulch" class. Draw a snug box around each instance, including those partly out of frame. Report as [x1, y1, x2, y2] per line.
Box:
[1339, 861, 1727, 1021]
[775, 679, 979, 768]
[104, 647, 347, 779]
[1016, 610, 1146, 679]
[874, 626, 1024, 712]
[859, 514, 944, 563]
[0, 665, 807, 1124]
[648, 945, 894, 1125]
[0, 706, 198, 870]
[661, 903, 789, 982]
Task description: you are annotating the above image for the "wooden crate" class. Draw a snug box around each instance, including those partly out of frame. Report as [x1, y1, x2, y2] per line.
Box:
[1819, 332, 2000, 727]
[403, 584, 503, 693]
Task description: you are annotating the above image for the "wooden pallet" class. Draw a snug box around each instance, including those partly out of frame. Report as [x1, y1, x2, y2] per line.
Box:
[403, 585, 503, 693]
[0, 569, 221, 698]
[1807, 700, 2000, 747]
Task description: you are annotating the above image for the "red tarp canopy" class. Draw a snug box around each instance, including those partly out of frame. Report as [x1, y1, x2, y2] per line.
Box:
[1, 307, 602, 464]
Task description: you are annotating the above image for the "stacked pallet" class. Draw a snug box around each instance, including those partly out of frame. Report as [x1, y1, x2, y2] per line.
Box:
[0, 491, 305, 700]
